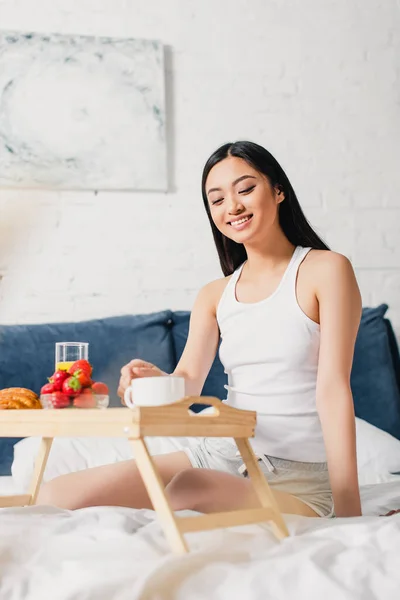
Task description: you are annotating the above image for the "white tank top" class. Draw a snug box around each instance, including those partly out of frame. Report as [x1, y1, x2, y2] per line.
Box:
[216, 246, 327, 462]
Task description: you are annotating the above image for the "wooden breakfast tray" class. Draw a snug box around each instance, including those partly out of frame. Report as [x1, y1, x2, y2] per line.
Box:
[0, 397, 289, 553]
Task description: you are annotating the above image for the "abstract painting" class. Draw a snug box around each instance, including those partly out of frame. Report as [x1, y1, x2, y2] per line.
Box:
[0, 31, 167, 190]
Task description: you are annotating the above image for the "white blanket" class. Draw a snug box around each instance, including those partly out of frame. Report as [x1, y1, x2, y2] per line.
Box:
[1, 482, 400, 600]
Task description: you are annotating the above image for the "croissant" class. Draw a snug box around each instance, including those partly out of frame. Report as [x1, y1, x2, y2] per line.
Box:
[0, 387, 42, 409]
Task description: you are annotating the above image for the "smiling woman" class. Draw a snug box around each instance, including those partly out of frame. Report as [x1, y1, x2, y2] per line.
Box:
[38, 140, 362, 521]
[201, 141, 329, 276]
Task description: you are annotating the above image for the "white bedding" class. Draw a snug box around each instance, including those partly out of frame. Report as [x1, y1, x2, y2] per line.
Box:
[0, 480, 399, 600]
[0, 476, 20, 495]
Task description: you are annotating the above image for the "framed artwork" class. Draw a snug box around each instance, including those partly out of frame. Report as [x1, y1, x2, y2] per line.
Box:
[0, 31, 167, 190]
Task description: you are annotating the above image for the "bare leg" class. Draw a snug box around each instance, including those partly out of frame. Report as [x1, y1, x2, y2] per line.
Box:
[166, 469, 319, 517]
[36, 451, 192, 510]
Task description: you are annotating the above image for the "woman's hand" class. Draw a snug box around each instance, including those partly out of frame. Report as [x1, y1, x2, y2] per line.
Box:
[118, 359, 167, 404]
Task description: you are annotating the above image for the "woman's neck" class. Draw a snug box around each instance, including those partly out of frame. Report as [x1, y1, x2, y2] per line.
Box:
[243, 232, 296, 276]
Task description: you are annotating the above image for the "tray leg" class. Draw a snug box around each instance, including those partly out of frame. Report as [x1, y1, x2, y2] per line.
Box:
[29, 437, 53, 505]
[130, 438, 189, 555]
[234, 437, 289, 539]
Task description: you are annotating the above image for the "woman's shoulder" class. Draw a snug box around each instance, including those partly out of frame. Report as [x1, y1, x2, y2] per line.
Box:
[305, 249, 354, 272]
[201, 275, 232, 299]
[197, 275, 233, 316]
[304, 249, 357, 291]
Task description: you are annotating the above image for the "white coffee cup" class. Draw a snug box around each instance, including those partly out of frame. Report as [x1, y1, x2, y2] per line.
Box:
[124, 376, 185, 408]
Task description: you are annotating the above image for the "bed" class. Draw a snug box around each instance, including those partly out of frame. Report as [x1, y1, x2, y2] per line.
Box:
[0, 469, 400, 599]
[1, 304, 400, 596]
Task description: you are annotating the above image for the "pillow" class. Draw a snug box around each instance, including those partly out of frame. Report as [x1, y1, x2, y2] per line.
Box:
[11, 435, 197, 491]
[171, 311, 227, 409]
[0, 310, 176, 475]
[12, 416, 400, 490]
[351, 304, 400, 439]
[356, 417, 400, 484]
[0, 438, 22, 476]
[384, 317, 400, 393]
[0, 311, 175, 402]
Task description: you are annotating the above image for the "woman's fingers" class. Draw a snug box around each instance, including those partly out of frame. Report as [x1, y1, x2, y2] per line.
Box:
[118, 359, 164, 400]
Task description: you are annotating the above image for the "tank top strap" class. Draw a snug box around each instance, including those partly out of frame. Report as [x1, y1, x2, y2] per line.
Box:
[223, 262, 245, 300]
[216, 261, 246, 321]
[231, 261, 246, 284]
[282, 246, 312, 292]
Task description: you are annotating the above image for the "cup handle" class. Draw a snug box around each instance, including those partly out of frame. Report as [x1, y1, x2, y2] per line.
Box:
[124, 387, 134, 408]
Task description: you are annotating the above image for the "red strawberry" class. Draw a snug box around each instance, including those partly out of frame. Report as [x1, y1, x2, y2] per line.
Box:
[68, 360, 93, 377]
[62, 375, 82, 397]
[73, 369, 92, 388]
[73, 392, 97, 409]
[49, 370, 70, 391]
[50, 391, 70, 409]
[81, 387, 95, 395]
[41, 382, 56, 395]
[92, 382, 109, 395]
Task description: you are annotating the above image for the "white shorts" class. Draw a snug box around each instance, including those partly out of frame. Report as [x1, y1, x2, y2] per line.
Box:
[182, 437, 334, 518]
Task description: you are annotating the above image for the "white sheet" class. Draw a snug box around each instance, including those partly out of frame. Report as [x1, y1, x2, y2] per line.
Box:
[0, 475, 22, 495]
[0, 481, 399, 600]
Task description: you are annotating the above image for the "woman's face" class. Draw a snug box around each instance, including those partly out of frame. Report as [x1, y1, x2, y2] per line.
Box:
[205, 156, 284, 244]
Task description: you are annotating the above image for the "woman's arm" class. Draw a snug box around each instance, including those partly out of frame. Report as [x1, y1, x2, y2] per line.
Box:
[172, 279, 226, 396]
[314, 252, 362, 517]
[118, 279, 226, 400]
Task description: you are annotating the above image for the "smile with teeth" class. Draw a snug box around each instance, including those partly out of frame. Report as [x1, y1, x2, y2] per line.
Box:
[229, 214, 253, 228]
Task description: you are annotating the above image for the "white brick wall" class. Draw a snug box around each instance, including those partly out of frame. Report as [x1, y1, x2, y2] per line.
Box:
[0, 1, 399, 336]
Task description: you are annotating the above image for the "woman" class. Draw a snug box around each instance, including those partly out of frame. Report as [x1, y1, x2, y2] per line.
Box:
[38, 141, 362, 518]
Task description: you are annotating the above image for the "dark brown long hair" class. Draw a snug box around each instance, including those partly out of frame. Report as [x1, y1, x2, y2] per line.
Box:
[202, 141, 329, 276]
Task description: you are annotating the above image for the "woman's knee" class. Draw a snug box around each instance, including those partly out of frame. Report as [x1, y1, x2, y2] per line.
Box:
[36, 475, 85, 510]
[36, 478, 65, 508]
[166, 469, 208, 511]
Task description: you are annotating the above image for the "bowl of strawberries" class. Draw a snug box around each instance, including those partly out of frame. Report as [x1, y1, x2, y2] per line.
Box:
[40, 359, 109, 409]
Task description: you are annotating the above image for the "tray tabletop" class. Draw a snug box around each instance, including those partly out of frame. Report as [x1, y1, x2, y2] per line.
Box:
[0, 397, 256, 439]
